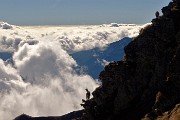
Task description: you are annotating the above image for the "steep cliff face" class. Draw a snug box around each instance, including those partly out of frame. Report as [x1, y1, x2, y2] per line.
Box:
[77, 1, 180, 120]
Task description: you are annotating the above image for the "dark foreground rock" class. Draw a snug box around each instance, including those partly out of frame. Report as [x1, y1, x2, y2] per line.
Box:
[75, 0, 180, 120]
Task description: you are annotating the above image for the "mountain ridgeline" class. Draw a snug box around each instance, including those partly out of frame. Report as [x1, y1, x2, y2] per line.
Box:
[72, 37, 132, 79]
[75, 0, 180, 120]
[15, 0, 180, 120]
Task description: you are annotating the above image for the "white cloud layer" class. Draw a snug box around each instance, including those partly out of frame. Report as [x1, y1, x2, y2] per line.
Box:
[0, 22, 149, 119]
[0, 41, 97, 120]
[0, 22, 149, 53]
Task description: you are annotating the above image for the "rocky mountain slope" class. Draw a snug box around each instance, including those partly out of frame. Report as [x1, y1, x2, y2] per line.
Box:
[75, 0, 180, 120]
[15, 0, 180, 120]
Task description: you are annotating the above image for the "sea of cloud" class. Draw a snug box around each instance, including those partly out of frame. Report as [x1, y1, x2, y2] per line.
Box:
[0, 21, 149, 119]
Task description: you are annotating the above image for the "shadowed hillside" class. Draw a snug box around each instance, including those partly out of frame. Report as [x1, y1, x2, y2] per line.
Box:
[75, 0, 180, 120]
[72, 37, 132, 79]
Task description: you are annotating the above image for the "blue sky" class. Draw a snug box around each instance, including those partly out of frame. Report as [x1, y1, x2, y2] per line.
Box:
[0, 0, 170, 25]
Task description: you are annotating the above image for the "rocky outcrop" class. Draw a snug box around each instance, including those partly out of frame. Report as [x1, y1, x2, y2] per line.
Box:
[143, 103, 180, 120]
[157, 103, 180, 120]
[76, 0, 180, 120]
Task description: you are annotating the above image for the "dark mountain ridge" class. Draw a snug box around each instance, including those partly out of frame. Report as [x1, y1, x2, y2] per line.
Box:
[75, 0, 180, 120]
[71, 37, 132, 79]
[14, 110, 83, 120]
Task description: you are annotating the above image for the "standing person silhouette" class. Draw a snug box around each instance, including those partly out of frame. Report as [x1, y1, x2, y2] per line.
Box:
[85, 88, 90, 100]
[155, 11, 160, 18]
